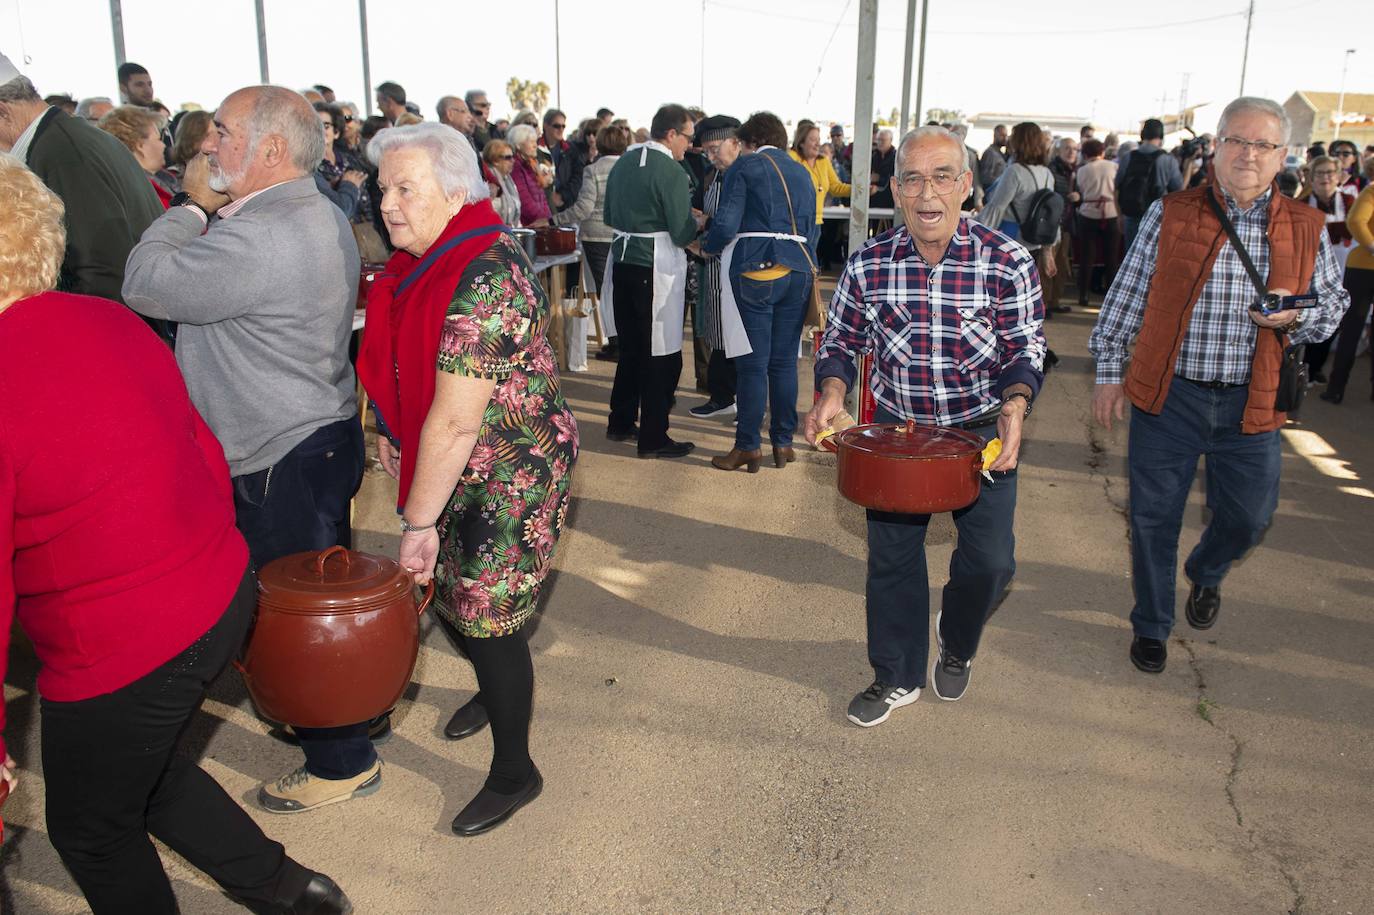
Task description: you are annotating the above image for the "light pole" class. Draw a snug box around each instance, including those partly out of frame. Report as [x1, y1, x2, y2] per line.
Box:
[1238, 0, 1254, 95]
[1334, 48, 1356, 141]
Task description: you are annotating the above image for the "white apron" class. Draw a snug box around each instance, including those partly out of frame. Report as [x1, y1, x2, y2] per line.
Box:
[598, 142, 691, 357]
[718, 231, 810, 358]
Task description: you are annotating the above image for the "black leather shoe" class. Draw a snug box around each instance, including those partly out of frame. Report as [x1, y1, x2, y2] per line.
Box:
[443, 696, 489, 740]
[638, 439, 695, 459]
[286, 873, 352, 914]
[606, 424, 639, 442]
[1130, 636, 1167, 674]
[1185, 583, 1221, 630]
[451, 766, 543, 837]
[1319, 389, 1343, 404]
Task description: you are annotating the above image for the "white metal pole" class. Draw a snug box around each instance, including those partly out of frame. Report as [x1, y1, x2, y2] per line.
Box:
[914, 0, 929, 128]
[359, 0, 373, 117]
[108, 0, 126, 71]
[898, 0, 917, 134]
[1239, 0, 1254, 95]
[555, 0, 562, 111]
[254, 0, 270, 83]
[1334, 49, 1355, 141]
[849, 0, 879, 256]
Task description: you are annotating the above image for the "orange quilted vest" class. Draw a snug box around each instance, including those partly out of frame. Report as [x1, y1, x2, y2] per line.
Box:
[1124, 184, 1325, 433]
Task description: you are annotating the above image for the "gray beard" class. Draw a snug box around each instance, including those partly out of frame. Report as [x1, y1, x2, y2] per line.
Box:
[207, 160, 245, 194]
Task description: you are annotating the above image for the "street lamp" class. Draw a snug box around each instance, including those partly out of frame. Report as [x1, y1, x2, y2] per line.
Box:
[1334, 48, 1356, 141]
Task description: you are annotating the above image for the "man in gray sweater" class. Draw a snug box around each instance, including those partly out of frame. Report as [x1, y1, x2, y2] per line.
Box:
[124, 85, 376, 828]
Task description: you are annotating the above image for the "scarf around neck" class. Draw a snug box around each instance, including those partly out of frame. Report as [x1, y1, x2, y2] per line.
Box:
[355, 199, 507, 508]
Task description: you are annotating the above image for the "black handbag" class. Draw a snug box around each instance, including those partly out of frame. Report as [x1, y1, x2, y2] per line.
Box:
[1204, 191, 1307, 416]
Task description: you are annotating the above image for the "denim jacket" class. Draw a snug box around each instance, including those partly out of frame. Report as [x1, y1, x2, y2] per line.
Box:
[702, 147, 818, 278]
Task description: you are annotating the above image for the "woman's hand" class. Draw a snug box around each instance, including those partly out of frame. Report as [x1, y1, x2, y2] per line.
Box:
[399, 528, 440, 586]
[342, 169, 367, 188]
[2, 754, 17, 793]
[377, 436, 401, 480]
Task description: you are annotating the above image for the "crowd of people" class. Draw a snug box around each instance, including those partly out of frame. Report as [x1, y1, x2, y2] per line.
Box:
[0, 46, 1369, 914]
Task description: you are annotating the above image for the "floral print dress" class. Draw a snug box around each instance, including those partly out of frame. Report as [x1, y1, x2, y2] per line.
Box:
[434, 234, 579, 637]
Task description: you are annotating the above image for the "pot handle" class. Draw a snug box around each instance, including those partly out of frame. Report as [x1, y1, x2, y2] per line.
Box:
[232, 659, 248, 676]
[904, 419, 916, 434]
[315, 545, 351, 579]
[416, 579, 436, 616]
[818, 435, 839, 454]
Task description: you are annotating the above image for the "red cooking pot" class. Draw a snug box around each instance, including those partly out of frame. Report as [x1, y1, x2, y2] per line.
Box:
[236, 546, 434, 728]
[825, 419, 985, 514]
[357, 263, 386, 310]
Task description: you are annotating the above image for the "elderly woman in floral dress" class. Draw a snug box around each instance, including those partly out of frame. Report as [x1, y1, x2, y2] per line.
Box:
[357, 123, 577, 836]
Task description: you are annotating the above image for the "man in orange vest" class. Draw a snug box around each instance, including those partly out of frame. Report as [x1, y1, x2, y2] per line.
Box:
[1088, 97, 1350, 674]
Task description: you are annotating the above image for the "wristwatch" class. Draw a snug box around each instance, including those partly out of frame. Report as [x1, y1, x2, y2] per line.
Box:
[168, 191, 208, 221]
[1002, 392, 1033, 417]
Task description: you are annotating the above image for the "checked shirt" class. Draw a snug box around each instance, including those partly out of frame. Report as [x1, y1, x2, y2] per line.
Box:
[815, 220, 1047, 425]
[1090, 187, 1349, 386]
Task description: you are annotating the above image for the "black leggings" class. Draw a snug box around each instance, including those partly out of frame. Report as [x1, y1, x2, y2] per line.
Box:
[1326, 266, 1374, 398]
[439, 618, 535, 794]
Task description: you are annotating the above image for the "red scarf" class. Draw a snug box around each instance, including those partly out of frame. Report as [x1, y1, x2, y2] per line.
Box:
[356, 199, 506, 508]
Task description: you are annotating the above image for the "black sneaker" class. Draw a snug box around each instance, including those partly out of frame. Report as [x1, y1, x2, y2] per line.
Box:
[846, 680, 919, 727]
[689, 400, 737, 418]
[931, 611, 972, 701]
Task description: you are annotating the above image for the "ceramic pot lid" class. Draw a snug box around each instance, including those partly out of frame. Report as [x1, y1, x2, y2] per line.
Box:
[257, 547, 415, 614]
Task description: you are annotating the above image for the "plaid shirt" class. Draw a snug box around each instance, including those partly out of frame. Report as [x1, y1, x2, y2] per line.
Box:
[815, 220, 1047, 425]
[1090, 187, 1350, 385]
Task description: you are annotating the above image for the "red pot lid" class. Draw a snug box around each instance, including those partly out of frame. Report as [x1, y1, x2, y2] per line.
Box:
[834, 421, 983, 460]
[257, 547, 416, 614]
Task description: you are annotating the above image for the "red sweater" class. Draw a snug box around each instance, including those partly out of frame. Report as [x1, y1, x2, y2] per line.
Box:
[0, 292, 248, 760]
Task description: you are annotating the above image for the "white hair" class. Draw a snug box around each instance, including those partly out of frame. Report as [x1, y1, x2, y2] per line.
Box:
[231, 86, 326, 173]
[75, 96, 113, 119]
[505, 123, 538, 151]
[1217, 96, 1291, 144]
[896, 125, 967, 174]
[366, 121, 490, 201]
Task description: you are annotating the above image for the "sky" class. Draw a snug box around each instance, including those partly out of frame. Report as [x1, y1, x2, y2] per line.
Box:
[1, 0, 1368, 140]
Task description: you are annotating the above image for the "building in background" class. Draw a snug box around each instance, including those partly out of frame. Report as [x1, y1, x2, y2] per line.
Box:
[1285, 91, 1374, 150]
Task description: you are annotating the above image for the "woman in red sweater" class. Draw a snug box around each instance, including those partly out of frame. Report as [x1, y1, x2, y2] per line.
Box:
[0, 157, 348, 913]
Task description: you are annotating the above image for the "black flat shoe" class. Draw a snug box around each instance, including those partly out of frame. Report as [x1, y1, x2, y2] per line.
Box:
[1130, 636, 1167, 674]
[443, 696, 489, 740]
[451, 766, 543, 837]
[1319, 390, 1343, 405]
[284, 873, 353, 914]
[606, 424, 639, 442]
[638, 439, 695, 459]
[1185, 583, 1221, 631]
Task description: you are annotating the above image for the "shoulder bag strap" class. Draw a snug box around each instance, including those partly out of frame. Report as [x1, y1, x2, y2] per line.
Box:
[1204, 188, 1286, 348]
[397, 224, 511, 296]
[761, 153, 819, 274]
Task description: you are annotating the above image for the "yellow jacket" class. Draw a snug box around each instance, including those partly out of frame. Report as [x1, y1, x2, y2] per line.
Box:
[1347, 183, 1374, 272]
[789, 149, 850, 224]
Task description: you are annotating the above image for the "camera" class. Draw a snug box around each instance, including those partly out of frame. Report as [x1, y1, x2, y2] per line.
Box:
[1250, 292, 1319, 316]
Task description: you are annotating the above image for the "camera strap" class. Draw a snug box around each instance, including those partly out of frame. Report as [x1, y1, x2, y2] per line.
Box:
[1205, 188, 1267, 299]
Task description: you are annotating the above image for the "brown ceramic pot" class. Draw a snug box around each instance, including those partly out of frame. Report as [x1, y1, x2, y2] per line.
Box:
[237, 546, 434, 728]
[534, 225, 577, 255]
[829, 419, 984, 514]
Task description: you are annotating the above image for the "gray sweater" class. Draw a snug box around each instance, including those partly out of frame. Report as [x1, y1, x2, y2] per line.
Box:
[123, 177, 360, 476]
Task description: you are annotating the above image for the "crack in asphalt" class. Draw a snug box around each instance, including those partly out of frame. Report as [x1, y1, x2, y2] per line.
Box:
[1082, 412, 1130, 540]
[1177, 638, 1306, 915]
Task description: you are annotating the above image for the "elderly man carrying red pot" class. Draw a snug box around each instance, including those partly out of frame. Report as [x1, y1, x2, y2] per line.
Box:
[804, 126, 1047, 727]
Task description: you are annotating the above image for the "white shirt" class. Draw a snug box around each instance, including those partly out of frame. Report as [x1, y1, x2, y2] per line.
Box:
[9, 106, 51, 164]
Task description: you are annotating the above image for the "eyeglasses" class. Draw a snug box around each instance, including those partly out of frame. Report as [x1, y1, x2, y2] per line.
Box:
[498, 154, 514, 160]
[1219, 136, 1283, 155]
[897, 172, 961, 196]
[1334, 149, 1357, 158]
[551, 122, 566, 130]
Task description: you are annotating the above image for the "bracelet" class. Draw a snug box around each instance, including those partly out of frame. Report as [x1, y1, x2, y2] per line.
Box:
[400, 518, 436, 533]
[1002, 392, 1032, 417]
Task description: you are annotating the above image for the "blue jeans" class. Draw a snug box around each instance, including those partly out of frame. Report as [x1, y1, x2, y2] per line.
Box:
[733, 270, 810, 451]
[1127, 380, 1281, 640]
[232, 417, 375, 780]
[1122, 215, 1142, 254]
[864, 407, 1017, 689]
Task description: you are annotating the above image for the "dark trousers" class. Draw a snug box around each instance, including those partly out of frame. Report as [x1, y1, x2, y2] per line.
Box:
[1127, 380, 1281, 640]
[863, 408, 1017, 689]
[733, 270, 810, 451]
[42, 572, 313, 914]
[707, 348, 737, 406]
[232, 416, 372, 780]
[608, 262, 682, 451]
[1075, 213, 1119, 303]
[1326, 266, 1374, 398]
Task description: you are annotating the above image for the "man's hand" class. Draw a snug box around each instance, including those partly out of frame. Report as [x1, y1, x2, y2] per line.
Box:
[1249, 288, 1298, 330]
[377, 436, 401, 480]
[803, 379, 846, 446]
[989, 398, 1025, 471]
[691, 208, 706, 230]
[1093, 382, 1128, 431]
[181, 154, 231, 215]
[342, 169, 367, 188]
